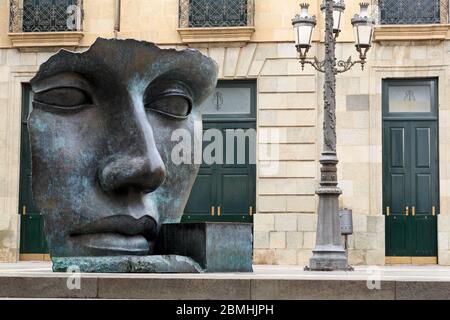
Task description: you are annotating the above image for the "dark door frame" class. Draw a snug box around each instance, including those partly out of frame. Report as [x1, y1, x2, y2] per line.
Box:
[19, 83, 49, 258]
[382, 77, 439, 263]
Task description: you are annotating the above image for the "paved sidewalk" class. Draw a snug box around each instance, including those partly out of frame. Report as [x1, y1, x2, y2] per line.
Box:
[1, 262, 450, 299]
[1, 262, 450, 281]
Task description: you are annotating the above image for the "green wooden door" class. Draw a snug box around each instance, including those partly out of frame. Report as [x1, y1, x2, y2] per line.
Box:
[383, 79, 438, 258]
[410, 121, 438, 256]
[19, 84, 48, 254]
[183, 80, 256, 223]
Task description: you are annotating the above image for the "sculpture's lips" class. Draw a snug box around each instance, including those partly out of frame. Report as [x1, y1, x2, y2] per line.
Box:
[70, 215, 158, 241]
[71, 233, 150, 255]
[69, 215, 157, 255]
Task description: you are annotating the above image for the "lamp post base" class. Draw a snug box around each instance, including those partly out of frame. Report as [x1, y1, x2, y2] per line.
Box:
[307, 248, 353, 271]
[305, 151, 353, 272]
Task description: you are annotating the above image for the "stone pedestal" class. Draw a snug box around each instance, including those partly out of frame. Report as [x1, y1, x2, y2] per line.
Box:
[155, 222, 253, 273]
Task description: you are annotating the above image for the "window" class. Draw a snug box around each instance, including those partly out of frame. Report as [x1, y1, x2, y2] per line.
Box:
[383, 79, 438, 117]
[179, 0, 254, 28]
[388, 85, 432, 113]
[9, 0, 83, 33]
[378, 0, 448, 25]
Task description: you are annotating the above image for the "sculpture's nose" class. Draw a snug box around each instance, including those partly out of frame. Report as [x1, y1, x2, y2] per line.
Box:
[98, 105, 166, 194]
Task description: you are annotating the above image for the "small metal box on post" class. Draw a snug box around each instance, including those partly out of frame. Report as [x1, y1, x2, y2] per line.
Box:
[338, 208, 354, 270]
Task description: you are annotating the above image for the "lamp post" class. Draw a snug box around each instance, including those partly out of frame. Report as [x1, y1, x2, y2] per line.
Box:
[292, 1, 374, 271]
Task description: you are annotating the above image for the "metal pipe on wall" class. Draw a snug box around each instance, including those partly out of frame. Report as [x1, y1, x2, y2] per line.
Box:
[114, 0, 121, 38]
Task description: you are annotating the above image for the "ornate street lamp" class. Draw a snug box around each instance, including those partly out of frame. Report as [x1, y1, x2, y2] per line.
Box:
[292, 3, 317, 61]
[352, 3, 374, 68]
[292, 1, 374, 271]
[321, 0, 346, 36]
[293, 2, 374, 72]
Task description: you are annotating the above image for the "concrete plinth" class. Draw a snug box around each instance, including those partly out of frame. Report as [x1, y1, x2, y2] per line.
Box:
[2, 263, 450, 299]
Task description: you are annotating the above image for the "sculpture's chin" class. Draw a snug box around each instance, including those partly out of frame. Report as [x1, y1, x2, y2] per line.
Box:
[70, 233, 151, 256]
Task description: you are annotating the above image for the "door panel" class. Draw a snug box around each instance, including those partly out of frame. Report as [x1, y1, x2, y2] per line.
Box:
[184, 170, 216, 217]
[415, 174, 431, 213]
[220, 172, 252, 215]
[384, 121, 438, 257]
[410, 121, 438, 257]
[20, 215, 46, 253]
[413, 216, 437, 256]
[390, 128, 406, 168]
[415, 128, 431, 168]
[384, 123, 410, 215]
[390, 174, 408, 214]
[384, 122, 411, 256]
[386, 215, 409, 256]
[183, 121, 256, 223]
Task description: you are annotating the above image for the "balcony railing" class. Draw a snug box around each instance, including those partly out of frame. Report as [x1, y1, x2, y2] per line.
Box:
[377, 0, 449, 25]
[9, 0, 83, 33]
[179, 0, 254, 28]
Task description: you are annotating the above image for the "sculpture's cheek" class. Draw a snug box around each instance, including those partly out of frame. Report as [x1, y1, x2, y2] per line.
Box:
[145, 112, 202, 223]
[28, 109, 108, 230]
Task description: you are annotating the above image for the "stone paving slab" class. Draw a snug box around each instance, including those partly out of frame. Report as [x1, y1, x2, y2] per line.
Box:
[1, 263, 450, 299]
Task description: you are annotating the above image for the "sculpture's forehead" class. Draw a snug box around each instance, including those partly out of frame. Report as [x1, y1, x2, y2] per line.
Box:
[30, 38, 218, 101]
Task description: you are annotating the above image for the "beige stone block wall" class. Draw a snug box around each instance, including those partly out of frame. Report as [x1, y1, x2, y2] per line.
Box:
[0, 48, 40, 262]
[0, 0, 371, 48]
[253, 44, 320, 266]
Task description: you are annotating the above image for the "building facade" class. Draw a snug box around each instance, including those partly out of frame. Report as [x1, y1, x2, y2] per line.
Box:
[1, 0, 450, 266]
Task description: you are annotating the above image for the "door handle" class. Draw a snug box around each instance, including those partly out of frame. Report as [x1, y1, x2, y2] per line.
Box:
[217, 206, 221, 217]
[432, 206, 436, 216]
[412, 206, 415, 217]
[249, 206, 253, 216]
[22, 205, 26, 216]
[211, 206, 215, 216]
[405, 206, 409, 217]
[386, 206, 390, 216]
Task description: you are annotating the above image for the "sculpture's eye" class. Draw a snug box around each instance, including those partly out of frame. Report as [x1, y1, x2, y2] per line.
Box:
[34, 87, 92, 109]
[145, 92, 192, 119]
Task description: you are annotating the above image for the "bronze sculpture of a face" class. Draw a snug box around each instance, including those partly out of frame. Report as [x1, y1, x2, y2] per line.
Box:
[28, 38, 218, 258]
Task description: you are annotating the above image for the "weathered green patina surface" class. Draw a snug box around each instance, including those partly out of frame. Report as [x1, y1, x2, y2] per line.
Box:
[52, 255, 203, 273]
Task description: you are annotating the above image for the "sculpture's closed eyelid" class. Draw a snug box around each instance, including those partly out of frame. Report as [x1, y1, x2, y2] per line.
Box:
[143, 80, 194, 119]
[144, 93, 193, 119]
[32, 72, 93, 94]
[31, 72, 95, 112]
[34, 87, 93, 108]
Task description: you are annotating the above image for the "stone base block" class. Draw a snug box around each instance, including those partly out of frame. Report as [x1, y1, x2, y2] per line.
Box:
[308, 250, 353, 271]
[155, 222, 253, 272]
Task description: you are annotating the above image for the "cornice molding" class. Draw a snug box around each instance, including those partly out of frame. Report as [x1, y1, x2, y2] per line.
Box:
[374, 24, 450, 42]
[177, 27, 255, 47]
[8, 32, 84, 51]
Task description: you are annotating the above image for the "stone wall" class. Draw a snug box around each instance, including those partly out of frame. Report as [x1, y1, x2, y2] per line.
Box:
[0, 0, 363, 48]
[0, 49, 55, 262]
